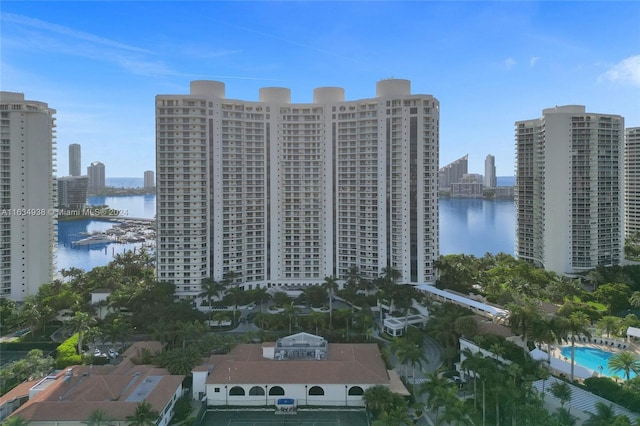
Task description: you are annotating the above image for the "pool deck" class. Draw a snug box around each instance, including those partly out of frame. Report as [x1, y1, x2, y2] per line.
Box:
[546, 337, 640, 380]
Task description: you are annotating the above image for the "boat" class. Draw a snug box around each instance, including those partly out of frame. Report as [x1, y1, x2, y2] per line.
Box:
[72, 234, 114, 246]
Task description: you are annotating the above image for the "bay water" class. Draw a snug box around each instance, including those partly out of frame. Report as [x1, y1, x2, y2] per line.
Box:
[56, 194, 516, 273]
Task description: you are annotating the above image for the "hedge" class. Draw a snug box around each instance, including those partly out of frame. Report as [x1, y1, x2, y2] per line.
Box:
[55, 333, 82, 369]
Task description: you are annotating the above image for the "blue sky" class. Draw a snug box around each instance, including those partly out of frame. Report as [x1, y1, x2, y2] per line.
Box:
[2, 1, 639, 178]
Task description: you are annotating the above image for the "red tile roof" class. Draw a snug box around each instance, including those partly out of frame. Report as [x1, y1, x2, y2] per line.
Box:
[205, 343, 390, 385]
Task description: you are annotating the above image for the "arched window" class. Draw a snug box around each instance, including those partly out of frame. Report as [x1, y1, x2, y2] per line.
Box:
[229, 386, 245, 396]
[268, 386, 285, 396]
[308, 386, 324, 396]
[348, 386, 364, 396]
[249, 386, 265, 396]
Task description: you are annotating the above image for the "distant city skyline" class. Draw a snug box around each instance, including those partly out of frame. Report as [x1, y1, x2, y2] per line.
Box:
[2, 2, 638, 177]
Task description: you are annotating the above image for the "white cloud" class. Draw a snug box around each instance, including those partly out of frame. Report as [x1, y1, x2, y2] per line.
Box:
[529, 56, 540, 67]
[599, 55, 640, 87]
[1, 13, 150, 53]
[505, 58, 517, 69]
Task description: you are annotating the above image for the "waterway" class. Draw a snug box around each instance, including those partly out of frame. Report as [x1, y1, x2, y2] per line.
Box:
[56, 194, 516, 273]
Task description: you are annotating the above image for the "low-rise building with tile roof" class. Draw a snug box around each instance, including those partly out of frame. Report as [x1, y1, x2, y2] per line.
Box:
[192, 332, 407, 407]
[3, 341, 184, 426]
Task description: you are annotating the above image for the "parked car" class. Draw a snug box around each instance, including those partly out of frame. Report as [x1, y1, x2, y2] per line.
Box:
[94, 348, 102, 356]
[108, 348, 119, 358]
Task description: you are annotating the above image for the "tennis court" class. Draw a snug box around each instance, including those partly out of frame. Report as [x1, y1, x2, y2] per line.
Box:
[200, 409, 369, 426]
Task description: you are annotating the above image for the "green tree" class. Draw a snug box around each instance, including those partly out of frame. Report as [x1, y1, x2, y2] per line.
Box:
[629, 291, 640, 308]
[283, 301, 299, 334]
[69, 311, 96, 357]
[3, 416, 30, 426]
[308, 310, 327, 335]
[419, 370, 454, 425]
[584, 402, 627, 426]
[550, 381, 572, 410]
[371, 406, 413, 426]
[597, 316, 622, 338]
[157, 346, 202, 375]
[125, 401, 160, 426]
[84, 408, 114, 426]
[507, 299, 542, 354]
[198, 277, 224, 321]
[322, 275, 339, 329]
[594, 283, 632, 314]
[567, 311, 591, 382]
[363, 385, 407, 420]
[607, 351, 640, 381]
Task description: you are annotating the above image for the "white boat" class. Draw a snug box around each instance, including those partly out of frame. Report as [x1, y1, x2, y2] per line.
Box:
[72, 234, 114, 246]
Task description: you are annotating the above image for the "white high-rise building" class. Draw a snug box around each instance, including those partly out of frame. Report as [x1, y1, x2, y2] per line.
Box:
[0, 92, 57, 301]
[515, 105, 624, 275]
[87, 161, 105, 190]
[69, 143, 81, 177]
[484, 154, 496, 188]
[625, 127, 640, 239]
[156, 79, 439, 299]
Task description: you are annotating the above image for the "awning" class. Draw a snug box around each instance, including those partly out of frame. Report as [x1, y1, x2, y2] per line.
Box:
[627, 327, 640, 339]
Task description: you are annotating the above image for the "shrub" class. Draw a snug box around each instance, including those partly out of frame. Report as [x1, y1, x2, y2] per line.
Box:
[55, 333, 82, 368]
[583, 377, 640, 413]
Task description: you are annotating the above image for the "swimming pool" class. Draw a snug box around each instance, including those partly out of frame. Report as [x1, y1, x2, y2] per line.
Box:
[560, 346, 637, 379]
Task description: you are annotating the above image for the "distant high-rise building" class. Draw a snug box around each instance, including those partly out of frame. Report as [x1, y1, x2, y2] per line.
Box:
[484, 154, 497, 188]
[156, 79, 440, 299]
[144, 170, 155, 188]
[438, 154, 468, 190]
[625, 127, 640, 239]
[87, 161, 105, 190]
[515, 105, 624, 275]
[69, 143, 81, 177]
[57, 176, 89, 210]
[0, 92, 57, 301]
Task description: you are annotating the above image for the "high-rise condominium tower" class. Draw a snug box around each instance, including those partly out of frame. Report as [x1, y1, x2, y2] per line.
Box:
[87, 161, 105, 190]
[144, 170, 155, 188]
[438, 154, 468, 190]
[0, 92, 57, 301]
[515, 105, 624, 275]
[69, 143, 81, 176]
[156, 79, 439, 298]
[625, 127, 640, 238]
[484, 154, 497, 188]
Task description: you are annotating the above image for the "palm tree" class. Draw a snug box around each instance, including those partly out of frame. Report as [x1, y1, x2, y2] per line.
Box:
[567, 311, 591, 382]
[507, 299, 542, 354]
[629, 291, 640, 308]
[3, 416, 30, 426]
[198, 277, 224, 321]
[354, 308, 376, 341]
[126, 401, 160, 426]
[584, 269, 604, 291]
[84, 408, 114, 426]
[322, 275, 339, 329]
[596, 316, 621, 338]
[69, 311, 96, 357]
[371, 406, 413, 426]
[309, 310, 326, 335]
[584, 402, 621, 426]
[607, 351, 640, 381]
[252, 286, 271, 313]
[461, 348, 484, 410]
[550, 381, 572, 410]
[532, 316, 556, 365]
[283, 301, 299, 334]
[419, 370, 454, 425]
[157, 346, 202, 375]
